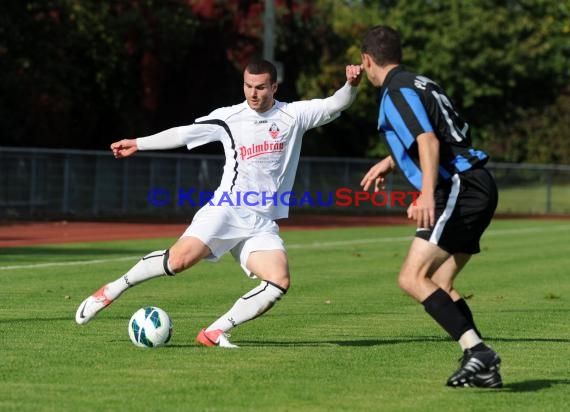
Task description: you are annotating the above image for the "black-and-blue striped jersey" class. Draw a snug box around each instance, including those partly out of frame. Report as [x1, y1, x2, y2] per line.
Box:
[377, 66, 488, 191]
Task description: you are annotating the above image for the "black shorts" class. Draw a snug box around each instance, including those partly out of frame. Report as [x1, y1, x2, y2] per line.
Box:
[415, 168, 498, 254]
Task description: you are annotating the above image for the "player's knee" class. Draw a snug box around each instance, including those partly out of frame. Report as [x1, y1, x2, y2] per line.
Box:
[398, 273, 415, 295]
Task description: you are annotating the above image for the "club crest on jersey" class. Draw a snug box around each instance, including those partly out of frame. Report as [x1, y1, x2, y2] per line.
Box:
[268, 122, 280, 139]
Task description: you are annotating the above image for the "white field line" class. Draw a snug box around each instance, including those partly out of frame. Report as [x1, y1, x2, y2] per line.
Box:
[0, 256, 141, 271]
[1, 224, 568, 271]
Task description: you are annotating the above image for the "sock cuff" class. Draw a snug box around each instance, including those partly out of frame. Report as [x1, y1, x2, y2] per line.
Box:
[241, 280, 286, 301]
[163, 249, 175, 276]
[142, 250, 174, 276]
[421, 288, 450, 308]
[264, 280, 288, 294]
[422, 288, 471, 341]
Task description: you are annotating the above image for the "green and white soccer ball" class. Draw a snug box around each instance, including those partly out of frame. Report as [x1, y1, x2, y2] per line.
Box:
[128, 306, 172, 348]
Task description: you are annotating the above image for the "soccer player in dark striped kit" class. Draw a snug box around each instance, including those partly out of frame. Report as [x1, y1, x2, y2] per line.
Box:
[359, 25, 502, 388]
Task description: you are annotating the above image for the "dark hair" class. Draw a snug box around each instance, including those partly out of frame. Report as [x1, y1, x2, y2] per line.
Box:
[245, 59, 278, 84]
[361, 25, 402, 66]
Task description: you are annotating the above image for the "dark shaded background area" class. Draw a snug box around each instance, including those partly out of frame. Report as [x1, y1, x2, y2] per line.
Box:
[1, 0, 569, 163]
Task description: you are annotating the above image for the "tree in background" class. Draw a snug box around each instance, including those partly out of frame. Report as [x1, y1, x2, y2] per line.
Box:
[299, 0, 570, 163]
[1, 0, 569, 163]
[0, 0, 327, 151]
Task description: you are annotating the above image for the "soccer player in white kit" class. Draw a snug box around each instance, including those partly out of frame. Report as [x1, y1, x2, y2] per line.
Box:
[75, 59, 363, 348]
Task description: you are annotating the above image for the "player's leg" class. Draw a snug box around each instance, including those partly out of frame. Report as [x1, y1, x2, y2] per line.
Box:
[430, 253, 482, 338]
[418, 169, 500, 387]
[430, 253, 502, 388]
[398, 237, 500, 387]
[197, 234, 288, 348]
[208, 250, 289, 327]
[397, 237, 449, 302]
[429, 253, 470, 300]
[399, 238, 500, 387]
[398, 237, 479, 347]
[75, 236, 210, 325]
[400, 239, 478, 345]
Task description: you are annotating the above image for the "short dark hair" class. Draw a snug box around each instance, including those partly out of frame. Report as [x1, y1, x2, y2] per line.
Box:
[245, 59, 278, 84]
[361, 25, 402, 66]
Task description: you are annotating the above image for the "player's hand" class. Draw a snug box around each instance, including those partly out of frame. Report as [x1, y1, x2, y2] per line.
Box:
[346, 64, 363, 87]
[407, 193, 435, 229]
[110, 139, 138, 158]
[360, 157, 394, 191]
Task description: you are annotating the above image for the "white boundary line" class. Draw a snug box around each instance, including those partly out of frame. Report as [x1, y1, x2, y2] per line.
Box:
[0, 256, 140, 271]
[1, 225, 568, 271]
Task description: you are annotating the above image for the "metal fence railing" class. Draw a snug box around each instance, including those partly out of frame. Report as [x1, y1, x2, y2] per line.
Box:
[1, 146, 569, 219]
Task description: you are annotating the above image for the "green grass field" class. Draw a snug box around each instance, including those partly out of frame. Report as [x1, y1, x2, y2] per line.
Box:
[1, 219, 569, 411]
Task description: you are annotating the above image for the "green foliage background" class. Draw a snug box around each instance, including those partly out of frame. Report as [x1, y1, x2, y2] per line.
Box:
[1, 0, 569, 163]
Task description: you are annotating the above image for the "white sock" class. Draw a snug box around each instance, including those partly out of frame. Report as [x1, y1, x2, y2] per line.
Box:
[104, 250, 174, 300]
[206, 281, 286, 332]
[458, 329, 483, 351]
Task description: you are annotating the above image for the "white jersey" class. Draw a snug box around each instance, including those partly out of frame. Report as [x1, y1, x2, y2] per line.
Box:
[137, 83, 357, 220]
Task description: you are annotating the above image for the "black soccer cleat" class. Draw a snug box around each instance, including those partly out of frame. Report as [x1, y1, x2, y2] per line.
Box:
[472, 369, 503, 388]
[446, 347, 501, 388]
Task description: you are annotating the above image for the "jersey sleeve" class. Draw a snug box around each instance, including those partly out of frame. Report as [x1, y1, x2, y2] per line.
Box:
[176, 109, 230, 150]
[384, 88, 434, 149]
[136, 127, 186, 150]
[286, 99, 339, 131]
[287, 83, 357, 131]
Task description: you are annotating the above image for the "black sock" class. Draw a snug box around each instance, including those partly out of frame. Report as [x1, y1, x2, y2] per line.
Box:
[454, 298, 482, 339]
[422, 288, 472, 341]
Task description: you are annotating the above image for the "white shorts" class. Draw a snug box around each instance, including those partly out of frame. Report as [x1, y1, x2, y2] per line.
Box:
[181, 204, 285, 278]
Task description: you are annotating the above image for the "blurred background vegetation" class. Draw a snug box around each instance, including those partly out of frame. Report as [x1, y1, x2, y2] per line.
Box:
[1, 0, 569, 164]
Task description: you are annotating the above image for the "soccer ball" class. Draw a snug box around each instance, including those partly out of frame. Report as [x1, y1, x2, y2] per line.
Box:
[128, 306, 172, 348]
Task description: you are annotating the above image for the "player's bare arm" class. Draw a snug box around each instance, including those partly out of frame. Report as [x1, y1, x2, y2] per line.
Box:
[110, 139, 138, 159]
[408, 132, 438, 228]
[360, 156, 395, 191]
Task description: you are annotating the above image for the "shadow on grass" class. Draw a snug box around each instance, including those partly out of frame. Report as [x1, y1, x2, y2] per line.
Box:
[258, 336, 570, 347]
[212, 335, 570, 348]
[502, 379, 570, 392]
[331, 336, 449, 346]
[164, 337, 447, 349]
[225, 336, 450, 347]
